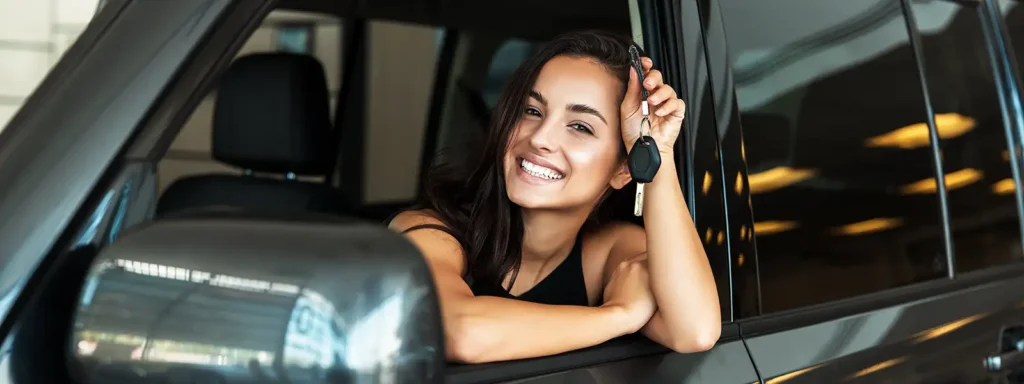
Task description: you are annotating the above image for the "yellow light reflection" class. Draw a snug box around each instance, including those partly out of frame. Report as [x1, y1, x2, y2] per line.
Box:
[754, 221, 799, 236]
[716, 230, 725, 245]
[993, 178, 1016, 195]
[900, 168, 983, 194]
[831, 217, 904, 236]
[748, 167, 817, 194]
[705, 228, 713, 243]
[739, 225, 748, 240]
[766, 364, 821, 384]
[1003, 150, 1010, 162]
[703, 171, 712, 195]
[865, 113, 975, 149]
[849, 357, 906, 379]
[741, 140, 746, 161]
[913, 313, 986, 343]
[737, 253, 745, 267]
[735, 172, 744, 195]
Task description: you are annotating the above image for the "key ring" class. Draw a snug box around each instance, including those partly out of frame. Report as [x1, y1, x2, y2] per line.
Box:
[640, 116, 652, 143]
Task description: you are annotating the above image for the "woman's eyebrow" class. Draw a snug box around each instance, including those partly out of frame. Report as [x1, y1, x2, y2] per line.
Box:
[568, 104, 607, 124]
[529, 90, 547, 105]
[530, 89, 607, 124]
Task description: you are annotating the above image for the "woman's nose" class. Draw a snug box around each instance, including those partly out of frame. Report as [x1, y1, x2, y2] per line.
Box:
[528, 119, 560, 153]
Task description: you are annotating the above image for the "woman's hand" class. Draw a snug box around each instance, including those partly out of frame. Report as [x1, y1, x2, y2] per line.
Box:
[601, 258, 657, 334]
[619, 57, 686, 157]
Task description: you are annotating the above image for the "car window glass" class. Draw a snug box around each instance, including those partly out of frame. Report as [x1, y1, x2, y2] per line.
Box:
[720, 0, 947, 313]
[0, 0, 107, 132]
[159, 10, 343, 194]
[912, 1, 1023, 273]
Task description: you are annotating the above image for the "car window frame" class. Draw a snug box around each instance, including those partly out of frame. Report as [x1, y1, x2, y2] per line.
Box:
[709, 0, 1024, 328]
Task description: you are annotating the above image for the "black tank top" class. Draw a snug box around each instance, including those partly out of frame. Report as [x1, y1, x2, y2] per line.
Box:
[470, 234, 589, 306]
[402, 224, 589, 307]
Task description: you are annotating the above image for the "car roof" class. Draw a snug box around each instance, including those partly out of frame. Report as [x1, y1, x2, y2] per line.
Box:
[277, 0, 633, 41]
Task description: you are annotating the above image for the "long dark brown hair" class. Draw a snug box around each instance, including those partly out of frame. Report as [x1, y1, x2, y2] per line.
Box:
[411, 30, 642, 291]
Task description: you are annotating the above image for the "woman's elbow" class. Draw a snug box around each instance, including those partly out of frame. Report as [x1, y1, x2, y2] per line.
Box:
[668, 321, 721, 353]
[444, 315, 495, 364]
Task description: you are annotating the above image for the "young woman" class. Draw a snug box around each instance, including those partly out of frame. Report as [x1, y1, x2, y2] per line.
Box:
[389, 30, 720, 363]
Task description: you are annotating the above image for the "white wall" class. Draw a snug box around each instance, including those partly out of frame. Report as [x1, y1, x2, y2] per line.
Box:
[0, 0, 100, 129]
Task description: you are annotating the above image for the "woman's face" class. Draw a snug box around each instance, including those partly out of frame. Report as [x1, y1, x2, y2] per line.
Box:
[503, 55, 631, 211]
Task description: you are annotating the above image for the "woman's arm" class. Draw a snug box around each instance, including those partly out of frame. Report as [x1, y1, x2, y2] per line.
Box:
[637, 155, 721, 352]
[602, 156, 721, 352]
[390, 211, 651, 364]
[609, 57, 721, 353]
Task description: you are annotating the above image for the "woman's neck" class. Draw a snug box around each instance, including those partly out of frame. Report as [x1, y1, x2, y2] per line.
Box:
[520, 208, 590, 262]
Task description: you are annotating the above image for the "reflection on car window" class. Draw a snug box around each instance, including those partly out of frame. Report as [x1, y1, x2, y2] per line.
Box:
[912, 1, 1023, 273]
[721, 0, 947, 312]
[0, 0, 105, 131]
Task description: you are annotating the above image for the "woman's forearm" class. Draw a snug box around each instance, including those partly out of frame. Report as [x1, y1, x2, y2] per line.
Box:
[445, 295, 636, 363]
[641, 154, 721, 350]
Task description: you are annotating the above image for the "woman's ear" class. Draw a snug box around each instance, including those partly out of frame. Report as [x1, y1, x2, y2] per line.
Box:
[610, 160, 633, 190]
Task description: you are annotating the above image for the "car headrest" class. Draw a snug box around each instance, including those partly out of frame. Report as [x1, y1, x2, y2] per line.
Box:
[212, 53, 336, 176]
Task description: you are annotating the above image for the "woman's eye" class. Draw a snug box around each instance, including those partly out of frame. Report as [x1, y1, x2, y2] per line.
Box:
[524, 107, 542, 117]
[570, 123, 593, 134]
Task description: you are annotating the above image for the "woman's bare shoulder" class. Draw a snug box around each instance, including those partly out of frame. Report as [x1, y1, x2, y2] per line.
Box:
[582, 221, 647, 263]
[389, 209, 466, 270]
[388, 209, 445, 231]
[584, 221, 646, 243]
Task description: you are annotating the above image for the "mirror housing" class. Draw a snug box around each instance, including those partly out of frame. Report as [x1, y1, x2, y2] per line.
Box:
[69, 213, 445, 383]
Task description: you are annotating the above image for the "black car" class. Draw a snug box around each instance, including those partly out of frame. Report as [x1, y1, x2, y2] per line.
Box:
[1, 0, 1023, 383]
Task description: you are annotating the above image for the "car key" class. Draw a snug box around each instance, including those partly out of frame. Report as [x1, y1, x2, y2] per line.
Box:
[629, 136, 661, 216]
[628, 45, 662, 216]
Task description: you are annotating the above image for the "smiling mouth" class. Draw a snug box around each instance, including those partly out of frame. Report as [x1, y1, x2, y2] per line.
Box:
[519, 158, 564, 180]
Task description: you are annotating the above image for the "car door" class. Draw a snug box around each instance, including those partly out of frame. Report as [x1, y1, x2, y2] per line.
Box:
[706, 0, 1024, 382]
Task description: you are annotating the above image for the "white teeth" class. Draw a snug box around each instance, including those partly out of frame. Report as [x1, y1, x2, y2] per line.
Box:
[520, 159, 564, 180]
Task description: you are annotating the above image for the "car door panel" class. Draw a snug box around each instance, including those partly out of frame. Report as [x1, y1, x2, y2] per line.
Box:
[504, 325, 759, 384]
[742, 268, 1024, 383]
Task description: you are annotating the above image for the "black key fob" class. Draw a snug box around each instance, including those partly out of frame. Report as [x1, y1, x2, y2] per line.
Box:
[628, 136, 661, 183]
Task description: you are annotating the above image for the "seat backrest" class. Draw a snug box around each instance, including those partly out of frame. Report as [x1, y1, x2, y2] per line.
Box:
[157, 53, 342, 217]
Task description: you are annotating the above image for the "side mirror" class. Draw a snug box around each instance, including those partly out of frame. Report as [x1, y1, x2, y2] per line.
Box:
[69, 213, 445, 383]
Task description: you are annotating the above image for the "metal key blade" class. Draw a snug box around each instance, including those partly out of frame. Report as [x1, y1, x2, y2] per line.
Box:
[634, 182, 645, 216]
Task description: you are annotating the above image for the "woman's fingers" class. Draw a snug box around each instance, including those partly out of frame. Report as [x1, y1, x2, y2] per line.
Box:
[647, 83, 677, 107]
[655, 97, 686, 118]
[643, 69, 662, 91]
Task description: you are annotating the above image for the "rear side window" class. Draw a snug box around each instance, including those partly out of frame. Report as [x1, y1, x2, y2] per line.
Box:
[720, 0, 947, 313]
[911, 0, 1023, 273]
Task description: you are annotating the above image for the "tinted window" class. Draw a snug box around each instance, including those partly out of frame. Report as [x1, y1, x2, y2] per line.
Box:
[912, 1, 1023, 273]
[721, 0, 947, 312]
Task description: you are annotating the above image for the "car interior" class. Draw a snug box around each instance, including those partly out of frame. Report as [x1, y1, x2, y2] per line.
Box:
[154, 3, 640, 225]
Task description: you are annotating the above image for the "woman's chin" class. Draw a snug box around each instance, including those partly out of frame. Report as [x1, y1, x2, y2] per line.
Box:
[506, 188, 549, 209]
